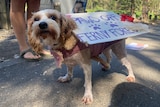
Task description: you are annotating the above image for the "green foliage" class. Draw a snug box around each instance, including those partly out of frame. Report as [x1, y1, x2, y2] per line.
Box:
[86, 0, 160, 20]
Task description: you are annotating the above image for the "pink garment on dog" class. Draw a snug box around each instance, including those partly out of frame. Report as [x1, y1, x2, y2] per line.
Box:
[58, 40, 121, 58]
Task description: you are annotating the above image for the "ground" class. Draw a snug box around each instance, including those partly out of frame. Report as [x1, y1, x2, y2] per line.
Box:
[0, 22, 160, 107]
[0, 29, 19, 62]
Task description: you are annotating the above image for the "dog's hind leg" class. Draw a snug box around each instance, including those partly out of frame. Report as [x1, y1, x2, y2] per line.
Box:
[120, 57, 135, 82]
[92, 55, 111, 71]
[103, 48, 112, 70]
[58, 66, 73, 82]
[111, 40, 135, 82]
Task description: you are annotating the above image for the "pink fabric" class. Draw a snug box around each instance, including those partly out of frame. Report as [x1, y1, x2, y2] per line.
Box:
[58, 40, 121, 58]
[58, 41, 86, 58]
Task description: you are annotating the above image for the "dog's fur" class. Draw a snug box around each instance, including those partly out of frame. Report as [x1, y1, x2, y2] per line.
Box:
[28, 9, 135, 104]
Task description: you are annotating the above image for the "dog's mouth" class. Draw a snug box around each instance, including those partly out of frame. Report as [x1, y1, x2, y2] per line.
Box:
[53, 43, 58, 46]
[39, 29, 58, 40]
[40, 30, 50, 34]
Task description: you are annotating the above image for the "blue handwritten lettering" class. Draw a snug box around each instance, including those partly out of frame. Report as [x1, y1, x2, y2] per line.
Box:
[109, 27, 135, 36]
[77, 30, 111, 41]
[89, 24, 101, 30]
[100, 14, 119, 21]
[89, 32, 103, 40]
[85, 32, 97, 41]
[76, 33, 97, 41]
[99, 30, 111, 38]
[76, 34, 85, 41]
[88, 16, 100, 23]
[72, 16, 100, 24]
[73, 17, 90, 24]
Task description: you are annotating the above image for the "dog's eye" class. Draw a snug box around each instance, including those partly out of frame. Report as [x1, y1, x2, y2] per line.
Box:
[34, 17, 40, 21]
[50, 15, 56, 20]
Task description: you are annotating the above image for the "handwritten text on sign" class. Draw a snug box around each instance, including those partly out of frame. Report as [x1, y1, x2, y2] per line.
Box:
[68, 12, 149, 44]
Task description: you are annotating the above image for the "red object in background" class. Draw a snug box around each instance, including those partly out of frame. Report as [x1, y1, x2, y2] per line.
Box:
[121, 14, 126, 21]
[121, 14, 134, 22]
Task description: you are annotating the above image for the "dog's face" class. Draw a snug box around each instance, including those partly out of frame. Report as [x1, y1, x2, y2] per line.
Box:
[28, 9, 77, 53]
[32, 9, 61, 47]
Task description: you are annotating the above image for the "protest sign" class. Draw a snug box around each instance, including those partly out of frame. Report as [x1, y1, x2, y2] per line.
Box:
[68, 12, 149, 44]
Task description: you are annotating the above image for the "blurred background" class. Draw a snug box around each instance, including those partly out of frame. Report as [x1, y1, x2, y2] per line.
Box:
[1, 0, 160, 29]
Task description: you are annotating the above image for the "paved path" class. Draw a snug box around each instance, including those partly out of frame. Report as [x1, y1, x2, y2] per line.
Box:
[0, 25, 160, 107]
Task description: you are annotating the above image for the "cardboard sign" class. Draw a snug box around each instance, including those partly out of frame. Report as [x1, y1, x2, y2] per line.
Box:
[68, 12, 149, 44]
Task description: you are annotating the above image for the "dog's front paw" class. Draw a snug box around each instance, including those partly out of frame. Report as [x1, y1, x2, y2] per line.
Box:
[58, 74, 72, 82]
[81, 93, 93, 104]
[126, 75, 135, 82]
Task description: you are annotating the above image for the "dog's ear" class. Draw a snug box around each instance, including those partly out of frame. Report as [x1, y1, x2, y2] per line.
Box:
[60, 14, 77, 33]
[27, 18, 43, 54]
[60, 14, 78, 50]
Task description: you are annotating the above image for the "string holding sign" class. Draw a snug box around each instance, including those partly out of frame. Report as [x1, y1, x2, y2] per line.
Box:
[67, 12, 150, 44]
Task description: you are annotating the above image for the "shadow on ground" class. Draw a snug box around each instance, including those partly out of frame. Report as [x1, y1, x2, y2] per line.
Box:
[109, 82, 160, 107]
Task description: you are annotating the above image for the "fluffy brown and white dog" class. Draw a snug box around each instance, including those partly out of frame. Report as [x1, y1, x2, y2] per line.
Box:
[28, 9, 135, 104]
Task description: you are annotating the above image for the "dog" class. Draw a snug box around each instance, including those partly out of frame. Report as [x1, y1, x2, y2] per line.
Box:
[28, 9, 135, 104]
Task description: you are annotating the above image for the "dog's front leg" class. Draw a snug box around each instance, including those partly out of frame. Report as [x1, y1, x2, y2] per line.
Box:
[58, 66, 73, 82]
[81, 63, 93, 104]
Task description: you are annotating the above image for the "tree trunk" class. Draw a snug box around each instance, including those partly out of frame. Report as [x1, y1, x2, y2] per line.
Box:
[142, 0, 149, 22]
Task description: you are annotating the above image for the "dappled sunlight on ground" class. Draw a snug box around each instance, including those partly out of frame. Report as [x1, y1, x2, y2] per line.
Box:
[0, 22, 160, 107]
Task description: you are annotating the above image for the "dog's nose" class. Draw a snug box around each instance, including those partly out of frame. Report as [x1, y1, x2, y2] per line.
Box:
[39, 22, 48, 29]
